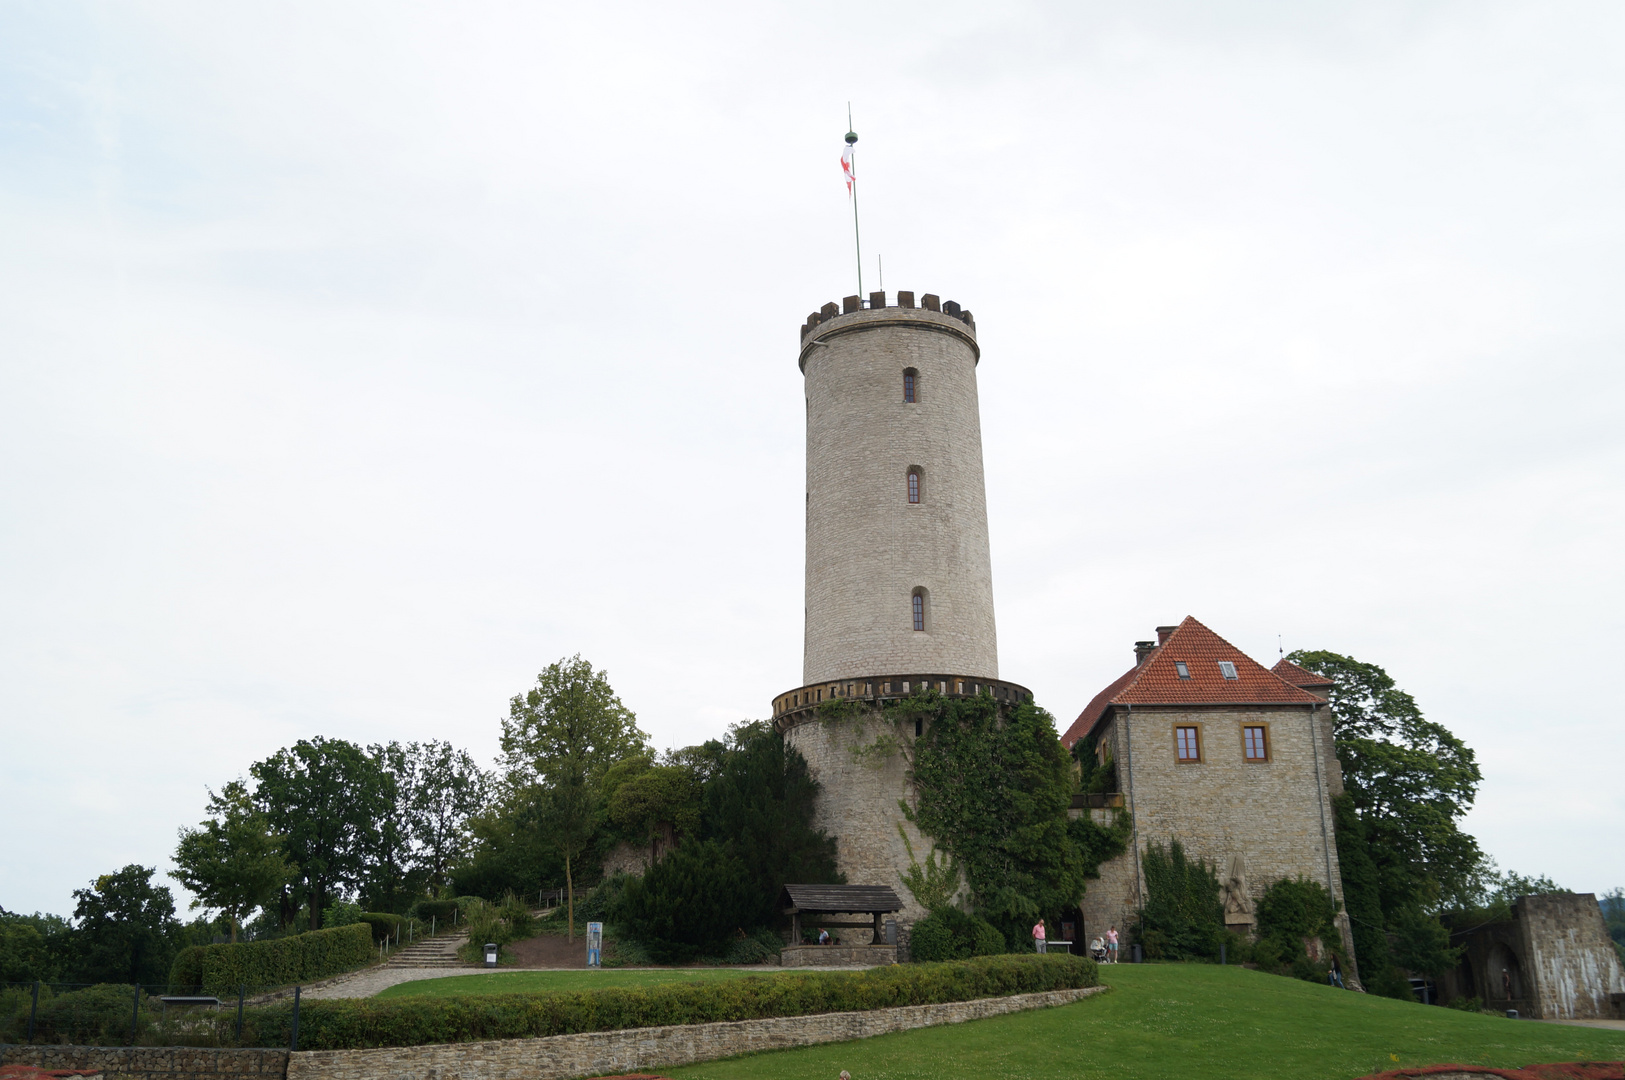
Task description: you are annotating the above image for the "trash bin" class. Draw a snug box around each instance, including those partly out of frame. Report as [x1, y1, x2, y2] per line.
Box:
[484, 943, 498, 968]
[1506, 1009, 1519, 1019]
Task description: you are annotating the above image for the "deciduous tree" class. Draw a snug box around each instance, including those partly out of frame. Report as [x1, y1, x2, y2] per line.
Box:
[68, 865, 180, 985]
[250, 737, 392, 929]
[172, 780, 291, 942]
[500, 655, 648, 939]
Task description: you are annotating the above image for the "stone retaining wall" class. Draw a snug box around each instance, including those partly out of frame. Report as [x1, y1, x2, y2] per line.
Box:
[780, 944, 896, 967]
[0, 1046, 288, 1080]
[286, 985, 1108, 1080]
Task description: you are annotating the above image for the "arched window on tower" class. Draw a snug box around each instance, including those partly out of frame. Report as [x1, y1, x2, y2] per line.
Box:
[903, 368, 918, 403]
[907, 467, 922, 504]
[911, 588, 928, 632]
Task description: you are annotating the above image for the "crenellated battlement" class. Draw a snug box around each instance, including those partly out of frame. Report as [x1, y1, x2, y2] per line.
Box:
[801, 292, 976, 339]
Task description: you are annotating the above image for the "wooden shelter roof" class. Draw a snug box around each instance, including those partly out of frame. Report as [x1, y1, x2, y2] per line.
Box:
[778, 884, 903, 914]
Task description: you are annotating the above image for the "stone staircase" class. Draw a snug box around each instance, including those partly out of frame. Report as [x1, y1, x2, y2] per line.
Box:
[384, 929, 473, 969]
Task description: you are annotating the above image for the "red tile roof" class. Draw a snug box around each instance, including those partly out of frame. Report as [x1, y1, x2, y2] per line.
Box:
[1061, 616, 1324, 748]
[1271, 657, 1335, 690]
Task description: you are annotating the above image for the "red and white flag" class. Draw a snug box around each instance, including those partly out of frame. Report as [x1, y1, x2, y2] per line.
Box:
[841, 143, 855, 194]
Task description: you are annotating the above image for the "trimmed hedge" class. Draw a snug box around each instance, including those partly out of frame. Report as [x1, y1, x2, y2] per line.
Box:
[240, 953, 1096, 1050]
[168, 923, 375, 996]
[412, 899, 460, 924]
[358, 913, 404, 944]
[170, 945, 205, 992]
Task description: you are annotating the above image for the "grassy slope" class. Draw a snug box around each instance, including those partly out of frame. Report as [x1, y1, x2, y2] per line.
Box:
[667, 963, 1625, 1080]
[376, 967, 763, 998]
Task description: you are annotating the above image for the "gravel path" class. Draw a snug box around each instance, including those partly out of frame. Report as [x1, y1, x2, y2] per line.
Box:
[299, 965, 481, 999]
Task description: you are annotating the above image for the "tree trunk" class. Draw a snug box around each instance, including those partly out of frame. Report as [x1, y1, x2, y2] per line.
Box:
[230, 916, 239, 944]
[309, 884, 323, 931]
[566, 854, 574, 942]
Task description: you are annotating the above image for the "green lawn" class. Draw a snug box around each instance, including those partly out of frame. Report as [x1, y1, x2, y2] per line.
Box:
[666, 963, 1625, 1080]
[376, 967, 766, 998]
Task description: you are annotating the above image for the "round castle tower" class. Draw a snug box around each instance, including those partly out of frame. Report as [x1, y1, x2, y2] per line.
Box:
[774, 290, 1029, 924]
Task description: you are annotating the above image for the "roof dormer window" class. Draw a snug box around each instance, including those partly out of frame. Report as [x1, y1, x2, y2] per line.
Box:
[1218, 661, 1238, 680]
[1175, 662, 1190, 680]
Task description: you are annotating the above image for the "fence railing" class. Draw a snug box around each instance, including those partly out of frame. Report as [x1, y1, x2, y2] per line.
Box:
[1, 981, 319, 1050]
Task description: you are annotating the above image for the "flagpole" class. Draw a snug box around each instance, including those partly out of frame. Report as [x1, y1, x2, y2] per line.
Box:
[846, 106, 862, 299]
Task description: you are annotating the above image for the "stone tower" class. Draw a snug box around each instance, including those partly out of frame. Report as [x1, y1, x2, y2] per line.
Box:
[773, 291, 1029, 924]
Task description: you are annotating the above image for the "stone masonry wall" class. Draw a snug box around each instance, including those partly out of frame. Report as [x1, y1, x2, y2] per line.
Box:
[801, 304, 998, 685]
[284, 986, 1107, 1080]
[0, 1046, 288, 1080]
[785, 709, 931, 925]
[1517, 893, 1625, 1020]
[1085, 705, 1351, 960]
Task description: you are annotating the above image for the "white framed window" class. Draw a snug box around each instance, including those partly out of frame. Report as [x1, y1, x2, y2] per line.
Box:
[1218, 661, 1239, 680]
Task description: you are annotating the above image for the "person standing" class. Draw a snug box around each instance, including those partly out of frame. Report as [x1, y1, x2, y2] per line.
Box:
[1106, 926, 1119, 964]
[1032, 919, 1047, 954]
[1328, 953, 1344, 988]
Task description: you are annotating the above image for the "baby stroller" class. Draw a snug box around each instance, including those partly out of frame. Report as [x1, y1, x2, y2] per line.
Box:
[1089, 937, 1108, 963]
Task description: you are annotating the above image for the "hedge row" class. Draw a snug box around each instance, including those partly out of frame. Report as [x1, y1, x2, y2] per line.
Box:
[240, 953, 1097, 1050]
[358, 913, 403, 943]
[169, 922, 375, 996]
[412, 899, 460, 924]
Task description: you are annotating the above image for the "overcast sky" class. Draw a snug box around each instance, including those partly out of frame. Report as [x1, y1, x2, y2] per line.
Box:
[3, 1, 1621, 919]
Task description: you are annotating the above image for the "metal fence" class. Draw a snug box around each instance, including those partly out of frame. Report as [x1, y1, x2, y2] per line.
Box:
[0, 981, 318, 1050]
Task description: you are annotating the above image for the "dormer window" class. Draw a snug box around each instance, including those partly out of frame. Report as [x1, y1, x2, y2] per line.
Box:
[1175, 662, 1190, 680]
[1218, 661, 1238, 680]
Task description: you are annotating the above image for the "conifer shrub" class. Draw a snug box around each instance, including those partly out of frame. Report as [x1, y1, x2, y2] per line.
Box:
[614, 839, 755, 963]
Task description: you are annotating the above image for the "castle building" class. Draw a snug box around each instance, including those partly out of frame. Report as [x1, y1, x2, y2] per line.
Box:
[772, 291, 1030, 924]
[1061, 617, 1356, 967]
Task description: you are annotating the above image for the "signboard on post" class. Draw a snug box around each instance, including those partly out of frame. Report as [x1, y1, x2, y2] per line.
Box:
[586, 921, 603, 968]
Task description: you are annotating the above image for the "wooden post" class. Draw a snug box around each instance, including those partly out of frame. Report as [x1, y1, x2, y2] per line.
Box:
[872, 912, 883, 944]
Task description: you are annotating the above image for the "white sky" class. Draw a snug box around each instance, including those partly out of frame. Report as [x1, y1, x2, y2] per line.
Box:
[2, 1, 1621, 918]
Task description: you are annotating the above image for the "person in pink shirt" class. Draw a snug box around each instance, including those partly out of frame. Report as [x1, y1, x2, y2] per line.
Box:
[1106, 926, 1119, 963]
[1032, 919, 1047, 954]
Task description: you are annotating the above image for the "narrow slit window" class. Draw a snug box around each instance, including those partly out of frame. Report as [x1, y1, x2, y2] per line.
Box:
[908, 471, 920, 503]
[903, 369, 917, 403]
[1244, 726, 1269, 762]
[912, 593, 924, 631]
[1175, 661, 1190, 680]
[1176, 726, 1201, 763]
[1218, 661, 1239, 680]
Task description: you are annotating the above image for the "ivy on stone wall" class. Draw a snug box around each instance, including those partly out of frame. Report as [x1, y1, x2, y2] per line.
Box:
[893, 689, 1129, 948]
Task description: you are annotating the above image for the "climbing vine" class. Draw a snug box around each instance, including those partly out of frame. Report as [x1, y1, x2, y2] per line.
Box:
[896, 688, 1130, 947]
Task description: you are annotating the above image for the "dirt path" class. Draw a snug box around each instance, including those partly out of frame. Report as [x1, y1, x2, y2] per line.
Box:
[507, 932, 592, 969]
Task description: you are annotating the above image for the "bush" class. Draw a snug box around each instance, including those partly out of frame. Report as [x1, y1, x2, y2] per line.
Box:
[0, 984, 163, 1045]
[723, 927, 784, 965]
[615, 840, 756, 963]
[1254, 877, 1337, 982]
[358, 913, 403, 944]
[167, 922, 374, 995]
[909, 907, 1005, 962]
[578, 873, 633, 921]
[239, 954, 1096, 1050]
[170, 945, 205, 992]
[412, 899, 461, 926]
[322, 900, 364, 928]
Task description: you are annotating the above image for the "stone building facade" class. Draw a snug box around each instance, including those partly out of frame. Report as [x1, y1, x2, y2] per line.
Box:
[774, 291, 1025, 929]
[1061, 617, 1356, 970]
